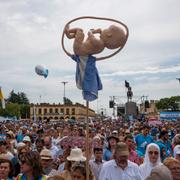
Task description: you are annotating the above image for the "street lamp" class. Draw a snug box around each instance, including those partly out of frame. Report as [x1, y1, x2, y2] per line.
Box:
[61, 81, 68, 104]
[176, 78, 180, 84]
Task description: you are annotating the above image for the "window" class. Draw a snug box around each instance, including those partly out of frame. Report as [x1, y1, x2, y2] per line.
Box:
[38, 108, 42, 114]
[44, 108, 47, 114]
[50, 108, 53, 113]
[55, 108, 58, 113]
[60, 108, 64, 115]
[72, 108, 75, 115]
[66, 108, 69, 115]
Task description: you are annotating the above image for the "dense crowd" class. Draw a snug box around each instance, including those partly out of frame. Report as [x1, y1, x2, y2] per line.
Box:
[0, 118, 180, 180]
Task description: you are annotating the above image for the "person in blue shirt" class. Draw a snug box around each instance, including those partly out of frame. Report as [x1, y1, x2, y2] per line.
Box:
[156, 130, 173, 161]
[16, 126, 27, 143]
[103, 135, 119, 161]
[135, 124, 153, 155]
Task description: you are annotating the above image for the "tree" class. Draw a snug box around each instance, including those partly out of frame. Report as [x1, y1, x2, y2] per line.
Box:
[0, 90, 30, 119]
[0, 103, 21, 118]
[156, 96, 180, 111]
[64, 97, 73, 105]
[20, 104, 30, 119]
[7, 90, 29, 104]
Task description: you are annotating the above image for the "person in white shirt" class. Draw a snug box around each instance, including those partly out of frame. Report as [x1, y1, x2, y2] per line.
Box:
[44, 136, 59, 160]
[89, 147, 105, 180]
[99, 142, 142, 180]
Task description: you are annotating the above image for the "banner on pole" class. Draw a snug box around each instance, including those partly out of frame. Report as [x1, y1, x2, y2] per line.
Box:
[0, 87, 5, 109]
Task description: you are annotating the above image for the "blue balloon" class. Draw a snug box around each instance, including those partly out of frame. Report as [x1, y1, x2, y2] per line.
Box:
[35, 65, 48, 78]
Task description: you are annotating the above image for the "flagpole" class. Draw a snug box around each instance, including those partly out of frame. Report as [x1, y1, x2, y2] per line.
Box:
[85, 100, 89, 180]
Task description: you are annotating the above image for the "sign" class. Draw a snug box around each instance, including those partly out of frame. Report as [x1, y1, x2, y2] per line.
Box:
[160, 111, 180, 121]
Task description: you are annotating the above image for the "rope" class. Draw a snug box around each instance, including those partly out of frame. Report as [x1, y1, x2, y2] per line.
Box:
[61, 16, 129, 61]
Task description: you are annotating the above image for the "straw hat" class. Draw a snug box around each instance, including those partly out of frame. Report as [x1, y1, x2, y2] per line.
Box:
[115, 142, 129, 156]
[6, 131, 15, 138]
[67, 148, 86, 162]
[40, 149, 53, 160]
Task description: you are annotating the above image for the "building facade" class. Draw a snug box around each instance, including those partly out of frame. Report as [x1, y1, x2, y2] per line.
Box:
[139, 100, 159, 118]
[30, 103, 96, 121]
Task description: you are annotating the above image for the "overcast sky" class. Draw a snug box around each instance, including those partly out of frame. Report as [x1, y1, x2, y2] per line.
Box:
[0, 0, 180, 115]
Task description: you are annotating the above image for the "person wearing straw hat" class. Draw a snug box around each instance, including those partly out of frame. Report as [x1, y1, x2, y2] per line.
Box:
[40, 149, 59, 177]
[99, 142, 142, 180]
[59, 147, 86, 180]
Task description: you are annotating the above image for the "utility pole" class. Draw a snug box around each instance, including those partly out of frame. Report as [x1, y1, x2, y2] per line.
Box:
[61, 81, 68, 104]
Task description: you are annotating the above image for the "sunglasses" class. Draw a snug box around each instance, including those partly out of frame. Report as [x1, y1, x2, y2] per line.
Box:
[148, 151, 159, 155]
[20, 160, 26, 164]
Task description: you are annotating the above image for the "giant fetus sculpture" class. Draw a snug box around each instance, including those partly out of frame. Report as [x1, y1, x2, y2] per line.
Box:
[64, 24, 128, 56]
[61, 17, 129, 101]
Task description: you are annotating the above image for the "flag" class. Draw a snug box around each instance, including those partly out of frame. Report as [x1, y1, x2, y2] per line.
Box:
[125, 80, 130, 88]
[0, 87, 5, 109]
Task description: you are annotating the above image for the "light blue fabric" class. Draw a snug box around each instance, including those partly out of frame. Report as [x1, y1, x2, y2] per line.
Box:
[71, 55, 102, 101]
[156, 140, 172, 161]
[16, 133, 24, 142]
[135, 134, 153, 155]
[103, 149, 112, 161]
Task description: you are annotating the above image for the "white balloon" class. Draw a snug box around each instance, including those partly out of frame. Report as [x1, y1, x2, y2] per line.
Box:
[35, 65, 48, 78]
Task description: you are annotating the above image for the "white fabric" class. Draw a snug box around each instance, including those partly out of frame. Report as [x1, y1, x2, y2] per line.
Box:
[89, 159, 105, 180]
[99, 159, 142, 180]
[139, 143, 162, 180]
[174, 145, 180, 157]
[50, 145, 59, 160]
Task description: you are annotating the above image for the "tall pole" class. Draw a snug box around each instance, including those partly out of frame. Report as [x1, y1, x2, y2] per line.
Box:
[61, 81, 68, 104]
[85, 100, 89, 180]
[176, 78, 180, 84]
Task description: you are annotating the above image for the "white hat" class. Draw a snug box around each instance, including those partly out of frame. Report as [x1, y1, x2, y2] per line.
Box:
[67, 148, 86, 162]
[93, 135, 101, 141]
[174, 145, 180, 157]
[112, 130, 118, 134]
[23, 136, 31, 142]
[40, 149, 53, 160]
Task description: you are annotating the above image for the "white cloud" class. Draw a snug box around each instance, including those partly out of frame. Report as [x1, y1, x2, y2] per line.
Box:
[101, 65, 180, 77]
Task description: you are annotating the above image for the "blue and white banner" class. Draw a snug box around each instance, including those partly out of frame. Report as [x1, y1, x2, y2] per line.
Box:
[160, 111, 180, 121]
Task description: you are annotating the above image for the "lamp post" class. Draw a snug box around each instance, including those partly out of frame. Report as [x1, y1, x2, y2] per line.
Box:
[61, 81, 68, 104]
[176, 78, 180, 84]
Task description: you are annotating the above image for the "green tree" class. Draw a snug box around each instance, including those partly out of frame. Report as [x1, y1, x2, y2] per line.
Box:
[7, 90, 29, 104]
[20, 104, 30, 119]
[0, 103, 21, 118]
[0, 90, 30, 119]
[64, 97, 73, 105]
[156, 96, 180, 111]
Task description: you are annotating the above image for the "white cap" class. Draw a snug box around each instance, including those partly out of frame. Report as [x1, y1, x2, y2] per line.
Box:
[174, 145, 180, 157]
[23, 136, 31, 142]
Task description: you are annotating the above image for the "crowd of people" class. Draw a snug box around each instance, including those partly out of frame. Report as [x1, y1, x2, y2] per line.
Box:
[0, 118, 180, 180]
